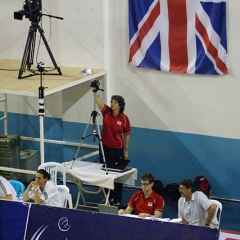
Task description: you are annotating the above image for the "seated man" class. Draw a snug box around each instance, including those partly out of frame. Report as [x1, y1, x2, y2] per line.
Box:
[118, 172, 164, 218]
[178, 178, 217, 227]
[0, 175, 17, 200]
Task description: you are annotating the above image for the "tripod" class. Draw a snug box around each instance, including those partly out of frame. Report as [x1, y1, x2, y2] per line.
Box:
[18, 21, 62, 79]
[71, 94, 108, 175]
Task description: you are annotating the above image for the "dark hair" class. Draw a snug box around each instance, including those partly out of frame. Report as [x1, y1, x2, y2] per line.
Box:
[141, 172, 155, 184]
[37, 169, 51, 180]
[111, 95, 125, 113]
[179, 179, 196, 192]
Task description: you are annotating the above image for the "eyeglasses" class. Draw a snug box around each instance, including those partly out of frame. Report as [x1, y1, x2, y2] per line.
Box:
[140, 183, 150, 187]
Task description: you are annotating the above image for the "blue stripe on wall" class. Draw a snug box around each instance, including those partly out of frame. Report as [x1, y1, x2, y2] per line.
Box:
[1, 112, 240, 200]
[129, 128, 240, 200]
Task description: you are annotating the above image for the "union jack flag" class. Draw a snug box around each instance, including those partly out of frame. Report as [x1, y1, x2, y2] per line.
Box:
[129, 0, 229, 75]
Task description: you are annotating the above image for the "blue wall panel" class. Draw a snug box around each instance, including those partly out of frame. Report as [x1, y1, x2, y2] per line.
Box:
[129, 127, 240, 200]
[2, 112, 240, 200]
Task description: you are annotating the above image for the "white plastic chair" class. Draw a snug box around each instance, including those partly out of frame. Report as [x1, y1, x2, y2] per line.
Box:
[57, 185, 70, 208]
[188, 199, 222, 229]
[38, 162, 73, 209]
[209, 199, 222, 229]
[38, 162, 66, 185]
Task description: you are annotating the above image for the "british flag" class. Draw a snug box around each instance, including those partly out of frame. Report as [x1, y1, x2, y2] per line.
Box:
[129, 0, 228, 75]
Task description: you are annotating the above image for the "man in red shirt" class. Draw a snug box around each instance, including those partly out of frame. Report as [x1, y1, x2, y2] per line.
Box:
[118, 173, 164, 218]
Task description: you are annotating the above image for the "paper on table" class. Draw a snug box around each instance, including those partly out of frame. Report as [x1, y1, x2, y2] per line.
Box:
[119, 214, 141, 219]
[119, 214, 170, 222]
[150, 218, 171, 222]
[169, 218, 182, 223]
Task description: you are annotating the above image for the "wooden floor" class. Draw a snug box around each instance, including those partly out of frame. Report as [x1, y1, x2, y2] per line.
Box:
[0, 59, 106, 96]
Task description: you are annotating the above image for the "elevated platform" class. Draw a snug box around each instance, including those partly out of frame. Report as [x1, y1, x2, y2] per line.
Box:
[0, 59, 106, 97]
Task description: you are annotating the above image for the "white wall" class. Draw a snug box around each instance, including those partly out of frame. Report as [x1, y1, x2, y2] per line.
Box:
[1, 0, 240, 140]
[0, 0, 105, 121]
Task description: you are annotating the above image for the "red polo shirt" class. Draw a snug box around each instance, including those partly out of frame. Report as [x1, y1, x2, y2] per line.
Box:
[101, 104, 131, 148]
[128, 190, 164, 215]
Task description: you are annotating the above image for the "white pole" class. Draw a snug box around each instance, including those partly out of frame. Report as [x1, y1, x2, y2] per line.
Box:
[39, 115, 44, 164]
[38, 64, 46, 165]
[4, 94, 8, 136]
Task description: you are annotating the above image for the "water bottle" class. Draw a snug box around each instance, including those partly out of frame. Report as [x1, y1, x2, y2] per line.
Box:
[18, 192, 23, 201]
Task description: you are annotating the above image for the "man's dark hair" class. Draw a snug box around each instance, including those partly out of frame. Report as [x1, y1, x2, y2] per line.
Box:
[141, 172, 155, 184]
[37, 169, 51, 180]
[179, 179, 196, 192]
[111, 95, 125, 113]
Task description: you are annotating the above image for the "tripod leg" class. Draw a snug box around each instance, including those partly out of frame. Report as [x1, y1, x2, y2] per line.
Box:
[70, 115, 93, 169]
[71, 110, 108, 175]
[96, 117, 108, 175]
[28, 28, 37, 69]
[37, 25, 62, 75]
[18, 25, 37, 79]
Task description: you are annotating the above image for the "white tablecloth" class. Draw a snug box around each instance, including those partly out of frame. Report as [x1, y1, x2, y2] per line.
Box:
[63, 160, 138, 190]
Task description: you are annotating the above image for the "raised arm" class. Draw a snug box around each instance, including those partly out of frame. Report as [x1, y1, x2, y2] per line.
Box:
[94, 92, 104, 111]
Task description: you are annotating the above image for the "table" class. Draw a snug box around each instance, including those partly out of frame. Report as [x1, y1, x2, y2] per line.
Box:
[63, 160, 138, 208]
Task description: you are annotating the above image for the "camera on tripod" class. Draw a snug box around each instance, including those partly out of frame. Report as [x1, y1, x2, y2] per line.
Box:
[14, 0, 42, 22]
[37, 62, 46, 72]
[90, 79, 100, 88]
[90, 79, 104, 92]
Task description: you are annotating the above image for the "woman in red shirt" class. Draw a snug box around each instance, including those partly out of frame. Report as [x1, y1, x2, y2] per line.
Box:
[94, 91, 131, 205]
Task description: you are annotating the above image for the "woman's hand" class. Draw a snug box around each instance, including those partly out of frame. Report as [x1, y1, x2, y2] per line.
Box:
[31, 181, 39, 190]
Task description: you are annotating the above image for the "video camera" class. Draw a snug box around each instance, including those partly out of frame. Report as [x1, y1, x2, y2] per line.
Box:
[90, 79, 104, 92]
[14, 0, 42, 22]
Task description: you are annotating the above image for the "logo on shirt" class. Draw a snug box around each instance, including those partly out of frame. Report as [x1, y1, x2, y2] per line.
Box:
[148, 202, 153, 207]
[117, 120, 122, 125]
[43, 192, 48, 200]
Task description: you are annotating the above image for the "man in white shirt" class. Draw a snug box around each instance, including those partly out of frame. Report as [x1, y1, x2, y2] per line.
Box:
[178, 178, 217, 227]
[0, 176, 17, 200]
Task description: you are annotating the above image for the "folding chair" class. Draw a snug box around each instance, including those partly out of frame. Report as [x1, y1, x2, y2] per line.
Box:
[209, 199, 222, 229]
